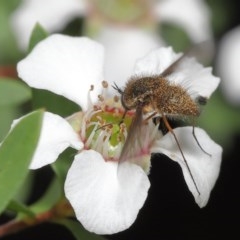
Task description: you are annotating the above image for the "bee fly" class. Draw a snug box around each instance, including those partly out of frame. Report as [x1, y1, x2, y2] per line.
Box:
[113, 51, 210, 196]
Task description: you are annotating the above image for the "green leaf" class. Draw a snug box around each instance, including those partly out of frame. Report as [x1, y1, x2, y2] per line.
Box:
[14, 172, 34, 203]
[56, 219, 106, 240]
[32, 89, 80, 117]
[161, 23, 191, 52]
[28, 23, 48, 52]
[0, 1, 22, 62]
[0, 110, 43, 214]
[0, 0, 20, 12]
[0, 78, 31, 106]
[0, 106, 19, 141]
[198, 90, 240, 148]
[51, 148, 77, 186]
[29, 177, 62, 214]
[7, 200, 35, 217]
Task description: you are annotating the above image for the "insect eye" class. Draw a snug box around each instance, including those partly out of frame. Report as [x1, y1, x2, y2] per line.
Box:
[121, 94, 131, 110]
[196, 96, 207, 105]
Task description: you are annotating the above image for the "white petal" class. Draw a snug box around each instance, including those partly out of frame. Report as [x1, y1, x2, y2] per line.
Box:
[167, 58, 220, 99]
[11, 0, 86, 50]
[217, 26, 240, 105]
[11, 112, 83, 169]
[64, 150, 150, 234]
[151, 127, 222, 207]
[155, 0, 213, 42]
[17, 34, 105, 110]
[133, 46, 181, 76]
[95, 26, 164, 94]
[134, 47, 220, 99]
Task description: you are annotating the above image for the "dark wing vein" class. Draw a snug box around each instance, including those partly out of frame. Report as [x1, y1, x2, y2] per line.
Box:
[160, 54, 186, 77]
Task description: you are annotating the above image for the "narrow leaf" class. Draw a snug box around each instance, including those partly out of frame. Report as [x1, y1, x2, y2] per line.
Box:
[28, 23, 48, 52]
[51, 148, 78, 186]
[32, 89, 79, 117]
[0, 110, 43, 214]
[0, 78, 31, 106]
[7, 200, 35, 217]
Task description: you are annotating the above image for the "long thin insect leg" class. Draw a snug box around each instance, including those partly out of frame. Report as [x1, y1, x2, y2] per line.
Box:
[95, 123, 113, 132]
[192, 122, 211, 157]
[143, 111, 158, 123]
[162, 114, 201, 196]
[119, 109, 128, 125]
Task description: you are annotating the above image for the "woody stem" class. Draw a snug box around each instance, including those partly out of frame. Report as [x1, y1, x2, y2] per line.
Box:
[0, 200, 73, 238]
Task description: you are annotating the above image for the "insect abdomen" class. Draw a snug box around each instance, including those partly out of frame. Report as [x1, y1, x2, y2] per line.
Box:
[124, 75, 200, 117]
[155, 82, 200, 117]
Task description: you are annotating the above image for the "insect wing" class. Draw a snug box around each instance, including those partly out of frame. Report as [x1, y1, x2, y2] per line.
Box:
[160, 41, 212, 78]
[119, 105, 145, 163]
[160, 54, 185, 77]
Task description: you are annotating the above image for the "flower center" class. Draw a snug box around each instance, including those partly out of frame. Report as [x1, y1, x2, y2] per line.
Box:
[83, 105, 132, 161]
[68, 81, 161, 172]
[75, 81, 133, 161]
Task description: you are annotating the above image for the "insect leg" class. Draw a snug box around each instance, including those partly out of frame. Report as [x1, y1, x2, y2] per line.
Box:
[119, 109, 128, 125]
[161, 114, 201, 196]
[192, 125, 212, 157]
[95, 123, 113, 131]
[143, 111, 158, 123]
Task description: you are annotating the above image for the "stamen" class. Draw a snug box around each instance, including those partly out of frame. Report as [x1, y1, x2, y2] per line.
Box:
[85, 124, 99, 148]
[90, 85, 94, 91]
[80, 109, 102, 140]
[120, 123, 127, 140]
[114, 144, 122, 160]
[114, 95, 119, 102]
[102, 131, 112, 159]
[87, 84, 95, 109]
[79, 82, 159, 165]
[100, 81, 109, 102]
[91, 126, 105, 151]
[98, 94, 104, 102]
[93, 105, 100, 111]
[102, 80, 108, 88]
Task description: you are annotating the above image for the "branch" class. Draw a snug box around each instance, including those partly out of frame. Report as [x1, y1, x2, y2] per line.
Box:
[0, 200, 74, 238]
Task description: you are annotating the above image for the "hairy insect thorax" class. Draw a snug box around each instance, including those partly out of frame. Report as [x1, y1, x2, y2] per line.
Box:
[122, 76, 200, 117]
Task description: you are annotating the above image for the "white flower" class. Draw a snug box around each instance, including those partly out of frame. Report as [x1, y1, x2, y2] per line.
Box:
[93, 0, 214, 100]
[95, 26, 164, 90]
[13, 34, 221, 234]
[11, 0, 213, 50]
[151, 127, 222, 207]
[216, 26, 240, 105]
[11, 0, 86, 49]
[155, 0, 213, 43]
[9, 112, 83, 169]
